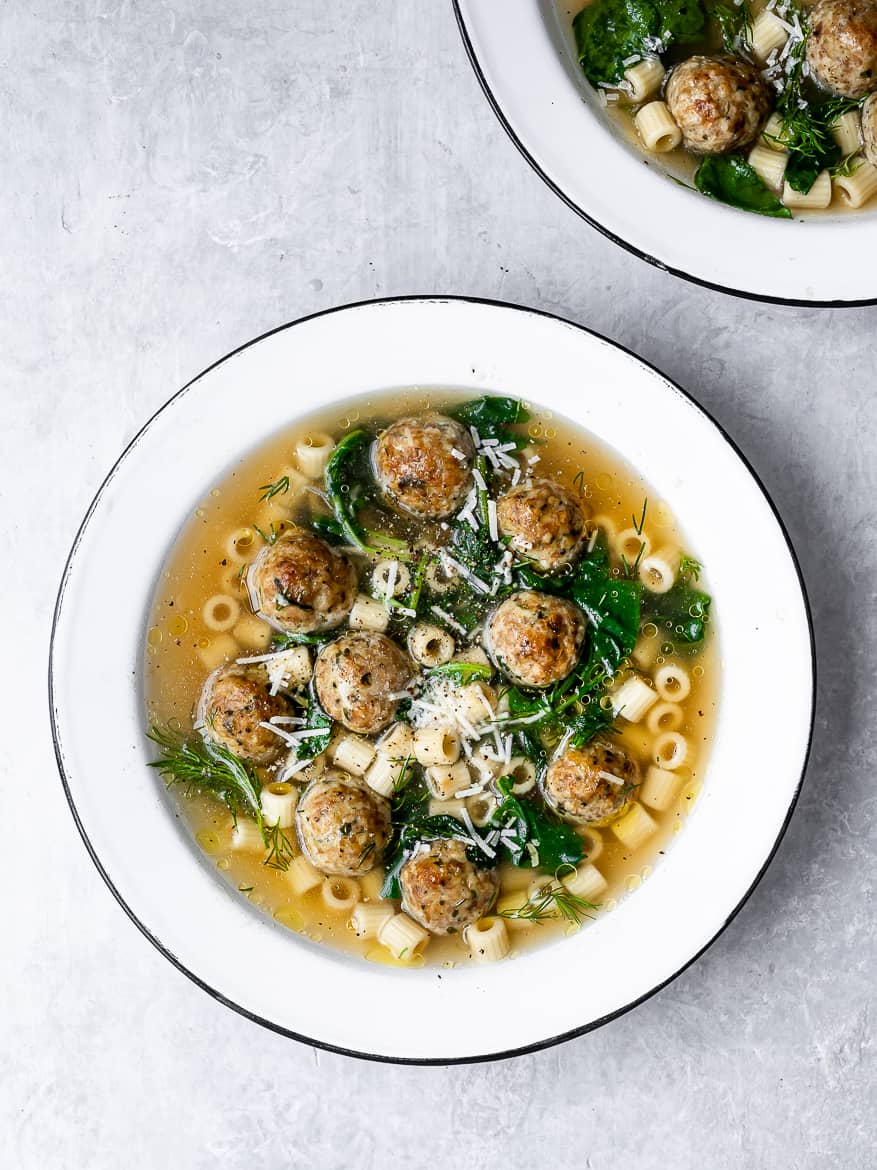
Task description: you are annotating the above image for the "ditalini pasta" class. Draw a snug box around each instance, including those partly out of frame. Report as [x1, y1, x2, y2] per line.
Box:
[569, 0, 877, 218]
[145, 390, 717, 967]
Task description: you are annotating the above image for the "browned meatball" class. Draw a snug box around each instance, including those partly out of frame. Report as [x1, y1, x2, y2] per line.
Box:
[541, 740, 639, 824]
[296, 771, 391, 876]
[806, 0, 877, 99]
[400, 838, 498, 935]
[199, 664, 290, 764]
[372, 414, 474, 518]
[497, 478, 588, 572]
[314, 631, 413, 734]
[862, 92, 877, 161]
[485, 590, 584, 689]
[665, 55, 771, 154]
[249, 530, 357, 634]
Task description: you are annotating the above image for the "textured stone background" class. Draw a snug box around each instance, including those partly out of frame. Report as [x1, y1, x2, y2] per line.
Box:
[2, 2, 874, 1167]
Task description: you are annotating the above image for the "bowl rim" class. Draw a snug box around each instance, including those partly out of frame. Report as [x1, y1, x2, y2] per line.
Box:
[451, 1, 877, 310]
[49, 294, 816, 1064]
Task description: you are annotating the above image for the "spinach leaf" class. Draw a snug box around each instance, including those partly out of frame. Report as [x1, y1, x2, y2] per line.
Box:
[271, 631, 333, 649]
[694, 156, 792, 218]
[642, 582, 711, 644]
[427, 661, 494, 685]
[449, 395, 529, 436]
[491, 777, 584, 872]
[711, 0, 752, 51]
[571, 558, 641, 679]
[573, 0, 705, 87]
[568, 698, 615, 747]
[448, 519, 497, 578]
[781, 98, 859, 193]
[295, 694, 333, 760]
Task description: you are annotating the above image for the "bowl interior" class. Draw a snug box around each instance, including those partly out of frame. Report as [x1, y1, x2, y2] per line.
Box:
[455, 0, 877, 305]
[50, 298, 813, 1061]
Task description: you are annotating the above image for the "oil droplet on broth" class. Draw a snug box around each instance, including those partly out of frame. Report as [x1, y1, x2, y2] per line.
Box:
[275, 906, 305, 932]
[169, 615, 188, 637]
[625, 874, 642, 893]
[147, 626, 163, 648]
[595, 472, 613, 492]
[216, 858, 230, 871]
[365, 947, 426, 969]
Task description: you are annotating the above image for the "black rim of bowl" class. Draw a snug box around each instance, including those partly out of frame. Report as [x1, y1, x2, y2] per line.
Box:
[451, 1, 877, 310]
[49, 294, 817, 1065]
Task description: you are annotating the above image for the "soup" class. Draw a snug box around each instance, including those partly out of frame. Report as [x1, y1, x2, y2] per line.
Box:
[563, 0, 877, 216]
[145, 391, 717, 968]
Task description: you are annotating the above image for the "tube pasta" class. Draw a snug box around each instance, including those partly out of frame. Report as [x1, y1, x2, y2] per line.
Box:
[321, 876, 360, 913]
[371, 559, 411, 597]
[332, 734, 376, 776]
[495, 891, 537, 929]
[611, 802, 657, 849]
[364, 753, 406, 798]
[783, 170, 832, 209]
[654, 662, 691, 702]
[748, 144, 788, 190]
[452, 645, 491, 668]
[428, 797, 466, 820]
[638, 546, 680, 594]
[577, 826, 603, 863]
[425, 760, 471, 799]
[623, 56, 664, 103]
[506, 756, 536, 795]
[408, 622, 455, 667]
[588, 514, 617, 547]
[470, 745, 503, 784]
[466, 792, 497, 828]
[634, 101, 682, 152]
[464, 917, 510, 963]
[233, 613, 273, 651]
[196, 633, 238, 671]
[414, 726, 461, 766]
[833, 159, 877, 208]
[647, 701, 684, 735]
[348, 593, 390, 633]
[653, 731, 689, 770]
[266, 646, 312, 691]
[425, 559, 457, 593]
[350, 902, 394, 939]
[612, 674, 658, 723]
[260, 781, 298, 828]
[830, 109, 861, 156]
[378, 912, 429, 960]
[202, 594, 241, 632]
[450, 682, 495, 726]
[640, 764, 683, 811]
[231, 819, 264, 851]
[295, 432, 335, 480]
[376, 722, 414, 761]
[761, 110, 787, 149]
[225, 527, 258, 564]
[286, 854, 323, 895]
[615, 527, 652, 563]
[561, 862, 608, 901]
[750, 9, 788, 62]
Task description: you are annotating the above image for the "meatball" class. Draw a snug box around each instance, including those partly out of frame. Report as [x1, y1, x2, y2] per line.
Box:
[400, 838, 498, 935]
[665, 55, 771, 154]
[296, 771, 391, 877]
[485, 590, 584, 689]
[806, 0, 877, 99]
[199, 664, 290, 764]
[497, 477, 588, 572]
[862, 92, 877, 162]
[372, 414, 474, 518]
[314, 631, 413, 734]
[541, 740, 639, 825]
[249, 530, 357, 634]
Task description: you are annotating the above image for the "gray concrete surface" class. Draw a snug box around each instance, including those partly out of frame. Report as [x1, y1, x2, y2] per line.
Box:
[1, 2, 874, 1167]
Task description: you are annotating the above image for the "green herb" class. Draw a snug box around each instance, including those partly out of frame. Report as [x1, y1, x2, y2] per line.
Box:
[781, 98, 860, 193]
[633, 498, 648, 535]
[567, 697, 615, 747]
[711, 0, 752, 51]
[641, 582, 711, 643]
[573, 0, 705, 87]
[694, 156, 792, 218]
[324, 429, 408, 557]
[427, 661, 494, 685]
[239, 885, 254, 893]
[147, 726, 263, 826]
[406, 552, 432, 618]
[295, 694, 333, 759]
[831, 152, 863, 178]
[271, 631, 333, 649]
[678, 554, 702, 582]
[570, 551, 641, 679]
[448, 519, 496, 581]
[263, 822, 296, 871]
[448, 395, 529, 436]
[491, 776, 584, 872]
[253, 522, 279, 545]
[498, 875, 598, 925]
[258, 476, 290, 502]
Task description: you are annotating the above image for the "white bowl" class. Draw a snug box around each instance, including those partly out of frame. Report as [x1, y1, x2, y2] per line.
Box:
[454, 1, 877, 306]
[50, 297, 814, 1062]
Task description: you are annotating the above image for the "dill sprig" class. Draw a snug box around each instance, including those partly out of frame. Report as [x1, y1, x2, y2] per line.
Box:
[679, 554, 702, 581]
[259, 475, 290, 502]
[497, 874, 598, 926]
[147, 726, 263, 825]
[263, 821, 296, 871]
[712, 0, 753, 51]
[253, 522, 279, 546]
